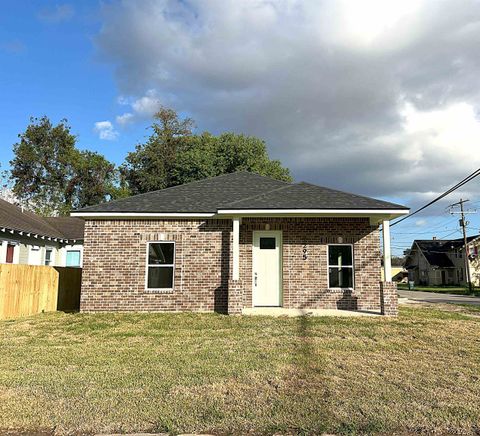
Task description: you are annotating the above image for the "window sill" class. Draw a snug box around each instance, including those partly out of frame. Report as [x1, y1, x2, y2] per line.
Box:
[144, 288, 174, 294]
[327, 288, 356, 293]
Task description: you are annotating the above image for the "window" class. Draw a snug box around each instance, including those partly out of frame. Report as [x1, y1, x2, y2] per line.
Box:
[45, 248, 53, 266]
[146, 242, 175, 290]
[328, 245, 354, 288]
[66, 250, 81, 267]
[260, 237, 276, 250]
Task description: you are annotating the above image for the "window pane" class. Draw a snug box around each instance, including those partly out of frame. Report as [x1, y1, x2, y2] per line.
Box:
[328, 245, 352, 266]
[66, 250, 81, 267]
[149, 243, 174, 265]
[148, 267, 174, 288]
[45, 249, 52, 266]
[260, 237, 276, 250]
[329, 267, 353, 288]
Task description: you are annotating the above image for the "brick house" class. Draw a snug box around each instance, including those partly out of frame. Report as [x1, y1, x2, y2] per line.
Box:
[72, 172, 408, 316]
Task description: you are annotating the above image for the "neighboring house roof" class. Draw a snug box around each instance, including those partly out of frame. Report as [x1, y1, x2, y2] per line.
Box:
[75, 171, 408, 214]
[409, 236, 480, 268]
[43, 217, 85, 240]
[0, 199, 84, 240]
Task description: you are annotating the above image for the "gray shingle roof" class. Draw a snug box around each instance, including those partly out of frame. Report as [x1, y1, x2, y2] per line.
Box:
[43, 216, 85, 240]
[75, 171, 408, 213]
[414, 236, 480, 268]
[0, 199, 84, 240]
[225, 182, 406, 210]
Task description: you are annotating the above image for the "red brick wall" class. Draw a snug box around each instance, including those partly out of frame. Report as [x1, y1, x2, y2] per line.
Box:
[80, 219, 231, 313]
[80, 217, 384, 313]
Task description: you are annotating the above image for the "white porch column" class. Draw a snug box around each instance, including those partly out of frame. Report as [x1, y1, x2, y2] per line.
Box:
[232, 217, 240, 280]
[382, 220, 392, 282]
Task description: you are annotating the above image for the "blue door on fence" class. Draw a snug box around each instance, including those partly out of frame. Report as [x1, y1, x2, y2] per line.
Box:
[66, 250, 81, 267]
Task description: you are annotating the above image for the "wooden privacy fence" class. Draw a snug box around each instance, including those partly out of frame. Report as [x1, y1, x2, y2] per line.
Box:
[0, 264, 82, 320]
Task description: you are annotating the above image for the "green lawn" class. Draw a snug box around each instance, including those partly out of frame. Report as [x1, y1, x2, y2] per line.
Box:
[397, 283, 480, 296]
[0, 307, 479, 435]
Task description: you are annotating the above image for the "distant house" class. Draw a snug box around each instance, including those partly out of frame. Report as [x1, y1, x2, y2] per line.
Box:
[0, 199, 84, 267]
[404, 236, 480, 286]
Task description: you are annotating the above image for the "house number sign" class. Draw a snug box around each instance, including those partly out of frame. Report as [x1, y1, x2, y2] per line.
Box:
[303, 244, 308, 260]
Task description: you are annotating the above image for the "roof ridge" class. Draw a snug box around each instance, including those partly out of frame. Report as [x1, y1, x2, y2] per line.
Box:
[224, 183, 294, 207]
[75, 171, 288, 213]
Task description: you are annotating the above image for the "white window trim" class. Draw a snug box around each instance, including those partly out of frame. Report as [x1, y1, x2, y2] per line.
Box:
[1, 240, 20, 264]
[327, 243, 355, 290]
[145, 241, 176, 292]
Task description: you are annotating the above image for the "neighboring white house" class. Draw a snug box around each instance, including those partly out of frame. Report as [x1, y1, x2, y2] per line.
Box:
[0, 199, 84, 267]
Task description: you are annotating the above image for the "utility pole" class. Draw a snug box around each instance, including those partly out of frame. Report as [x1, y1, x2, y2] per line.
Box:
[449, 199, 476, 294]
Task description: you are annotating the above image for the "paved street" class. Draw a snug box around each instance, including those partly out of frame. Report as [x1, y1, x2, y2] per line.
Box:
[398, 289, 480, 306]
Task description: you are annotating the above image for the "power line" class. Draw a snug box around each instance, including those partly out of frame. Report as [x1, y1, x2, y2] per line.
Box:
[392, 227, 458, 235]
[391, 167, 480, 227]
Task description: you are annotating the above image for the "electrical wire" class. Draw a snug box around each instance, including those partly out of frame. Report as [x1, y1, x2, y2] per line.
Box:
[390, 167, 480, 227]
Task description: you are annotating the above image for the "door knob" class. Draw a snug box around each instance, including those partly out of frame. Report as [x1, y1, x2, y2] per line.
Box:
[254, 272, 258, 287]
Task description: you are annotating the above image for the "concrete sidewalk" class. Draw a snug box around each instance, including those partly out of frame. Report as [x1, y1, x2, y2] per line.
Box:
[398, 289, 480, 306]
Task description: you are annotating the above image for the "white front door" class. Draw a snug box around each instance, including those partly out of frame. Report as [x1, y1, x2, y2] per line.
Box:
[252, 231, 282, 307]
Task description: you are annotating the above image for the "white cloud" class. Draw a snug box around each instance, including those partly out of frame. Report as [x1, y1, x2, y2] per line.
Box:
[114, 90, 162, 125]
[116, 112, 135, 126]
[96, 0, 480, 206]
[94, 121, 119, 140]
[131, 89, 161, 116]
[415, 219, 427, 227]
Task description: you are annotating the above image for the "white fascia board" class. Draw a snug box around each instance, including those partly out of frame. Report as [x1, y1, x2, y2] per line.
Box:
[217, 209, 409, 216]
[70, 212, 216, 218]
[71, 209, 409, 220]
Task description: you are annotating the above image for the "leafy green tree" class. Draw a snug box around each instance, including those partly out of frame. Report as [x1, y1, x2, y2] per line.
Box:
[122, 108, 292, 194]
[10, 116, 124, 215]
[10, 116, 77, 215]
[122, 107, 194, 195]
[68, 150, 129, 211]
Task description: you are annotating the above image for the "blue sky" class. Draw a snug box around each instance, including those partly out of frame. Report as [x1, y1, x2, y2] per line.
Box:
[0, 1, 148, 168]
[1, 0, 480, 254]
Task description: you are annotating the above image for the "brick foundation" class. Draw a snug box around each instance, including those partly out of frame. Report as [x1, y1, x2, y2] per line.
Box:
[227, 279, 243, 314]
[380, 281, 398, 316]
[80, 217, 395, 315]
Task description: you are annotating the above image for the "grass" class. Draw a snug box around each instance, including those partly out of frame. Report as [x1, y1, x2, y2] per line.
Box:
[397, 283, 480, 296]
[0, 307, 480, 435]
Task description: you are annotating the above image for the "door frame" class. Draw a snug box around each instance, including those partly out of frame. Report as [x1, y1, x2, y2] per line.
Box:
[252, 230, 283, 307]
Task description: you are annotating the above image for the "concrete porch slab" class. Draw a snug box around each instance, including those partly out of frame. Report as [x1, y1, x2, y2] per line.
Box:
[242, 307, 381, 317]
